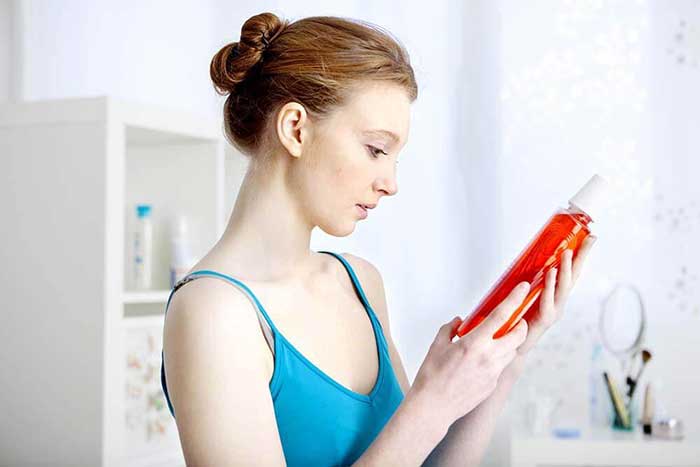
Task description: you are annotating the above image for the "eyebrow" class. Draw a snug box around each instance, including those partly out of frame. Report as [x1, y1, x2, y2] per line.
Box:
[363, 129, 401, 144]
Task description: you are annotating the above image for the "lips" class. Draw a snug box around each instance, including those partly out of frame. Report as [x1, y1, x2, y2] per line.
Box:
[356, 204, 369, 218]
[356, 202, 377, 219]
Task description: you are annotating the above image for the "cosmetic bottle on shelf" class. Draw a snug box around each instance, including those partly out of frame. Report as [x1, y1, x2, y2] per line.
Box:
[132, 204, 153, 290]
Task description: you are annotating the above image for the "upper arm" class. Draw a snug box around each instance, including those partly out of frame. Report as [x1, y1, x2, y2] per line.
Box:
[340, 253, 411, 395]
[163, 279, 286, 466]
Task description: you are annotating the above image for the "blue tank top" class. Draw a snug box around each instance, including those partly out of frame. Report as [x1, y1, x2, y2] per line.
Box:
[160, 251, 405, 466]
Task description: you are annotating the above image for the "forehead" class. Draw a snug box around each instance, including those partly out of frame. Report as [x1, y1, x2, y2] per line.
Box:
[330, 82, 412, 144]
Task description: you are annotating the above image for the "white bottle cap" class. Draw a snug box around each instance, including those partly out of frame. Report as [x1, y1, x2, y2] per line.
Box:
[568, 174, 609, 221]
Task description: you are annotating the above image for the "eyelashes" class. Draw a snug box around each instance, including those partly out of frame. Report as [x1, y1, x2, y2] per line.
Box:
[366, 145, 399, 165]
[367, 145, 388, 158]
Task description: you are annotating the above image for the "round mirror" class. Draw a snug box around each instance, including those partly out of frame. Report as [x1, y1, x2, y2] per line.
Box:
[599, 283, 646, 373]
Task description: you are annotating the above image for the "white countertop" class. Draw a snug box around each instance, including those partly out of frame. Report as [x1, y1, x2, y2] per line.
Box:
[511, 427, 699, 467]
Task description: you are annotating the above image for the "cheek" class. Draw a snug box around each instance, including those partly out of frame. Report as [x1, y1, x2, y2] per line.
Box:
[329, 164, 366, 203]
[330, 156, 366, 184]
[302, 164, 347, 210]
[320, 157, 350, 190]
[332, 165, 349, 185]
[310, 148, 368, 207]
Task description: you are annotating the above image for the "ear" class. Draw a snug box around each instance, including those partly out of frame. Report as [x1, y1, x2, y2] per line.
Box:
[275, 102, 309, 159]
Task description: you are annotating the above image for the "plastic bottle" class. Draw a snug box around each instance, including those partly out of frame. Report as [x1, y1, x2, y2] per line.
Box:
[169, 214, 194, 289]
[453, 174, 608, 339]
[133, 204, 153, 290]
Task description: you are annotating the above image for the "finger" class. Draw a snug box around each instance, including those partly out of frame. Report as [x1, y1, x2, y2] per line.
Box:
[493, 318, 528, 354]
[555, 249, 573, 305]
[572, 235, 596, 284]
[477, 281, 531, 337]
[439, 316, 463, 343]
[539, 267, 558, 324]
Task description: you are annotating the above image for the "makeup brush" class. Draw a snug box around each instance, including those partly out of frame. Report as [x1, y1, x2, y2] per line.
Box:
[642, 383, 654, 435]
[604, 372, 631, 429]
[627, 349, 653, 399]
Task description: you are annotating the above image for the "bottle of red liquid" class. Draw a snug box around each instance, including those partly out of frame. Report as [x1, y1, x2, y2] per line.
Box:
[453, 174, 608, 340]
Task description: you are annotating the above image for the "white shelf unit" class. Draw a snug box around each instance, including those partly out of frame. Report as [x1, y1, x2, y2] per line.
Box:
[0, 96, 247, 467]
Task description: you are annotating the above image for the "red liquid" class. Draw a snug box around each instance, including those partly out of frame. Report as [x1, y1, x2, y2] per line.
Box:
[453, 207, 592, 340]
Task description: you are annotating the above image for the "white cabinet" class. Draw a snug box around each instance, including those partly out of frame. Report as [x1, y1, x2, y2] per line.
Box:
[0, 97, 247, 466]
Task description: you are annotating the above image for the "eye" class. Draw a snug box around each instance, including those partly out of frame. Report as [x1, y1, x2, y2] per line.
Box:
[367, 145, 388, 159]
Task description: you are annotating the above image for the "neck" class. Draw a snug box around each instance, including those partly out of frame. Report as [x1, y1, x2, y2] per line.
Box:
[212, 156, 318, 281]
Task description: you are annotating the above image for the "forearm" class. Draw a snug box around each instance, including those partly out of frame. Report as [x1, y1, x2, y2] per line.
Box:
[353, 389, 449, 467]
[422, 355, 527, 467]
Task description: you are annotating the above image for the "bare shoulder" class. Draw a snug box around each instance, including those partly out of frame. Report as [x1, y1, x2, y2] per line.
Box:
[338, 253, 383, 292]
[338, 253, 389, 325]
[163, 276, 272, 377]
[162, 276, 285, 465]
[339, 252, 412, 393]
[164, 276, 260, 339]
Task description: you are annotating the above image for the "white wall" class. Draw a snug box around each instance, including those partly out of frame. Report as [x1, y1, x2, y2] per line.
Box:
[16, 1, 222, 118]
[648, 0, 700, 432]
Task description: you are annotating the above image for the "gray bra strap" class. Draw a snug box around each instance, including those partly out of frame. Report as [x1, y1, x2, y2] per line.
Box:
[172, 274, 275, 357]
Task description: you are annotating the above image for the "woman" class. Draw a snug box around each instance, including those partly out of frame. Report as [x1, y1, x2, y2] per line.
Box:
[161, 12, 596, 466]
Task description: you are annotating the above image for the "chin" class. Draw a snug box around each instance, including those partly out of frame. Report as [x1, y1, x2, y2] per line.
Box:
[317, 219, 356, 237]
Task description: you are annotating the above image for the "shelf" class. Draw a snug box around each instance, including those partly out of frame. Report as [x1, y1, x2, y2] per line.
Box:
[0, 96, 222, 144]
[123, 290, 172, 305]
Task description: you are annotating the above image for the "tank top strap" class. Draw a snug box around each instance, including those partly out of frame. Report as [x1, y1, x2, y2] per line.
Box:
[317, 251, 390, 352]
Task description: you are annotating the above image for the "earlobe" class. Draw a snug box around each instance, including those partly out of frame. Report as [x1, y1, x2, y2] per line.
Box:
[276, 102, 308, 159]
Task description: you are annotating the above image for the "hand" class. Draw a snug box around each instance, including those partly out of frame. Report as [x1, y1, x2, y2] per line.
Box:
[517, 235, 597, 356]
[409, 283, 531, 430]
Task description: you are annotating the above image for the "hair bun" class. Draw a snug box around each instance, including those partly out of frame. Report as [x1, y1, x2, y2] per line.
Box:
[210, 12, 288, 95]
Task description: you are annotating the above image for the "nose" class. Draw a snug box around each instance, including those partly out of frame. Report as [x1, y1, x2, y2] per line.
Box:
[374, 165, 398, 197]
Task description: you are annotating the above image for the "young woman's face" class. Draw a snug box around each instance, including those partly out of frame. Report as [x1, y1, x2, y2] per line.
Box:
[293, 82, 411, 237]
